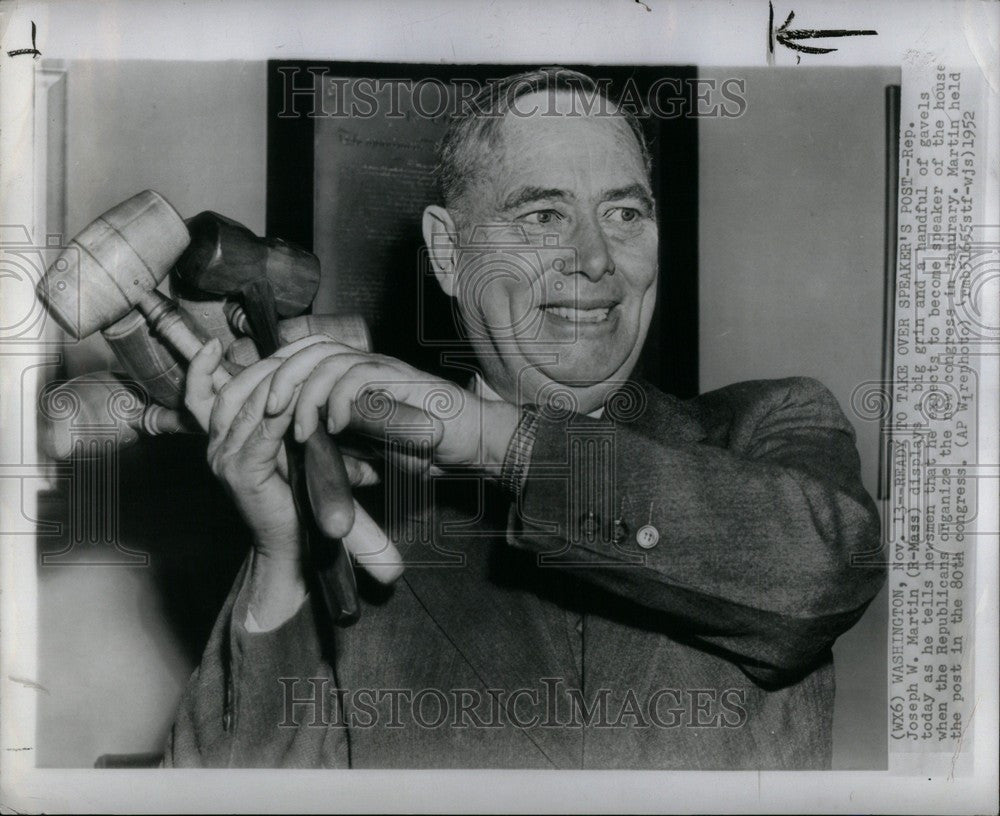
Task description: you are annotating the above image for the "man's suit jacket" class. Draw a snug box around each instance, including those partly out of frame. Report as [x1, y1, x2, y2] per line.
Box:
[166, 376, 884, 769]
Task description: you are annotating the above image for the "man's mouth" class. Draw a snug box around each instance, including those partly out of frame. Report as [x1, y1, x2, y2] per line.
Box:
[541, 300, 618, 324]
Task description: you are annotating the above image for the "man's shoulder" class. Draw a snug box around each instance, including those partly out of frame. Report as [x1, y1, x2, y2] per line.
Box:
[691, 375, 840, 412]
[630, 375, 853, 445]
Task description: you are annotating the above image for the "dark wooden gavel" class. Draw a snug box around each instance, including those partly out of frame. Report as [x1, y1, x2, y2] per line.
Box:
[172, 210, 365, 624]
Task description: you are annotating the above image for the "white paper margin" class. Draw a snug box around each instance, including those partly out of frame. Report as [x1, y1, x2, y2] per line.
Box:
[1, 0, 996, 813]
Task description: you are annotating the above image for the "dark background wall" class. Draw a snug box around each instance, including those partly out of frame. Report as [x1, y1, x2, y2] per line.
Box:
[37, 60, 893, 769]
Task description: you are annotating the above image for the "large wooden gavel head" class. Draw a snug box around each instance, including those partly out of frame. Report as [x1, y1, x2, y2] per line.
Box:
[172, 211, 320, 318]
[36, 190, 190, 339]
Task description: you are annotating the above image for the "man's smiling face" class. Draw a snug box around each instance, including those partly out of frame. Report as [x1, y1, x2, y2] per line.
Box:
[444, 89, 659, 411]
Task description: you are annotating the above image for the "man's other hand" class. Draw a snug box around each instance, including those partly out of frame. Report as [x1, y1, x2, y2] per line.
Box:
[262, 338, 520, 476]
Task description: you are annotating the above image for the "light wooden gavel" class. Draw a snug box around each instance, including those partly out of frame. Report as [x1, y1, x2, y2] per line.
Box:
[38, 191, 228, 387]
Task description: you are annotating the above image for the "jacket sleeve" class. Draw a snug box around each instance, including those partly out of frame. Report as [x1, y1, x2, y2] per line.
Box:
[164, 555, 348, 767]
[507, 377, 884, 687]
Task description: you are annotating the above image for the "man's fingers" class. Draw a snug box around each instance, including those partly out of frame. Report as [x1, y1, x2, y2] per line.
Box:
[211, 336, 328, 440]
[271, 333, 336, 359]
[375, 402, 445, 445]
[221, 369, 278, 454]
[288, 355, 378, 441]
[225, 373, 296, 475]
[318, 365, 414, 439]
[185, 338, 223, 431]
[241, 400, 297, 472]
[266, 339, 363, 418]
[306, 368, 446, 468]
[208, 356, 283, 445]
[336, 378, 444, 447]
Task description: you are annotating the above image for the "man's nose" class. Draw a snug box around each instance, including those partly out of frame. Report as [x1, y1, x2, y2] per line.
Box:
[564, 218, 615, 281]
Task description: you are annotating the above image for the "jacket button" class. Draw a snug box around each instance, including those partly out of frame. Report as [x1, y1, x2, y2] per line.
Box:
[612, 518, 629, 543]
[636, 524, 660, 549]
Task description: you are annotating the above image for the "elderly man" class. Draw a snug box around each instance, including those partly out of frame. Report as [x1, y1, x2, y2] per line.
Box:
[168, 68, 883, 769]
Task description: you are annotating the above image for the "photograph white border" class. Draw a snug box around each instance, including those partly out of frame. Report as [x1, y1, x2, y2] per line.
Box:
[1, 1, 996, 812]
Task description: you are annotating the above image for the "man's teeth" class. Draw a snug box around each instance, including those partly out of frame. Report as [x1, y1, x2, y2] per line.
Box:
[545, 306, 611, 322]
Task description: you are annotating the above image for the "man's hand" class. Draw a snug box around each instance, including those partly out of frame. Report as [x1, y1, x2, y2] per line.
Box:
[262, 338, 520, 475]
[185, 338, 382, 491]
[190, 342, 304, 553]
[185, 337, 391, 628]
[185, 338, 307, 627]
[185, 336, 516, 627]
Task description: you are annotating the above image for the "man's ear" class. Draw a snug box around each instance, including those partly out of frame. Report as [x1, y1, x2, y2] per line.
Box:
[422, 205, 460, 298]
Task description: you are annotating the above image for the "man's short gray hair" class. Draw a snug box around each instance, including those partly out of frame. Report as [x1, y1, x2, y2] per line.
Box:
[436, 67, 652, 212]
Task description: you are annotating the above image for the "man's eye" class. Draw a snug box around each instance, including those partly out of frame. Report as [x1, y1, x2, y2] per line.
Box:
[519, 210, 562, 225]
[607, 207, 642, 223]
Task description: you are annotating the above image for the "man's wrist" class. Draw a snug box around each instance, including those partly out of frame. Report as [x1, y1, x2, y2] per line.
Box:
[497, 403, 540, 499]
[481, 400, 521, 470]
[246, 548, 308, 632]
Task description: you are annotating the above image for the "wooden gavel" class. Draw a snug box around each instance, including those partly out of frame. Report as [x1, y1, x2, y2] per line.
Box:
[37, 190, 370, 623]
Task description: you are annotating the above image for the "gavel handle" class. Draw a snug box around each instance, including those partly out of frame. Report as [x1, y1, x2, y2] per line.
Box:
[140, 403, 201, 436]
[296, 429, 361, 622]
[137, 290, 229, 392]
[239, 278, 360, 626]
